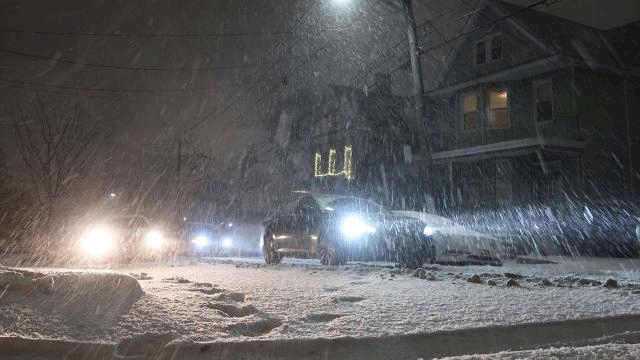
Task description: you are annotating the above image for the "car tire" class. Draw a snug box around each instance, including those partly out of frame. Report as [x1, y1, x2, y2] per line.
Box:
[263, 233, 282, 265]
[318, 235, 344, 266]
[398, 251, 422, 269]
[398, 242, 434, 269]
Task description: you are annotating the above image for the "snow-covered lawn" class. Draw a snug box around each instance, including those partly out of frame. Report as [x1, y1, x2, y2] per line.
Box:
[1, 256, 640, 359]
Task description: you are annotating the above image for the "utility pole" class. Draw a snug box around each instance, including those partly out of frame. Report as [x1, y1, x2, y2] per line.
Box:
[402, 0, 431, 162]
[176, 137, 182, 181]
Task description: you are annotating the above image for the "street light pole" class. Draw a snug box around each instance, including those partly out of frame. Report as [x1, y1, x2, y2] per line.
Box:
[402, 0, 431, 162]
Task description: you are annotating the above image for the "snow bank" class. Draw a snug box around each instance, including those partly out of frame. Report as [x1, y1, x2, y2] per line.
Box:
[2, 257, 640, 358]
[0, 266, 143, 339]
[437, 343, 640, 360]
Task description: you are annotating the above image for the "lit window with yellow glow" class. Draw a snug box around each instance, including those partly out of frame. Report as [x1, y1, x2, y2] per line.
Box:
[314, 145, 353, 179]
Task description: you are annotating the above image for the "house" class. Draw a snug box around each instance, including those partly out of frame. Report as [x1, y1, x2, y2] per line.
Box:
[426, 0, 640, 211]
[309, 74, 424, 207]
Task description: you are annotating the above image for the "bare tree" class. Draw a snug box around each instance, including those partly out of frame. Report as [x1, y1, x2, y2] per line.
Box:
[11, 96, 99, 235]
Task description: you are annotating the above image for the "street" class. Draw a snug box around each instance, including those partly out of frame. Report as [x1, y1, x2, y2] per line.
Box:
[1, 256, 640, 359]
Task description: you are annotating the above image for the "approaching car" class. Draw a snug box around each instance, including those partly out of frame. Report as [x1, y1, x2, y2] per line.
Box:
[260, 193, 435, 268]
[392, 211, 504, 266]
[182, 221, 237, 257]
[74, 215, 174, 261]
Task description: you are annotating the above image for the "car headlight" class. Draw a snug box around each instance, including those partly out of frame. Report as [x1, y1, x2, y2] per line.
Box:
[192, 235, 210, 248]
[81, 228, 114, 256]
[222, 237, 233, 248]
[145, 230, 164, 249]
[341, 214, 376, 238]
[423, 226, 434, 236]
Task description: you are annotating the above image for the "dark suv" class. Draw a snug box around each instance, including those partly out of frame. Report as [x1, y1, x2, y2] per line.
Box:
[261, 193, 435, 268]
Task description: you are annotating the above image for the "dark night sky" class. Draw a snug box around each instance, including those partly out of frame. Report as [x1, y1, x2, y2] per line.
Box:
[0, 0, 638, 185]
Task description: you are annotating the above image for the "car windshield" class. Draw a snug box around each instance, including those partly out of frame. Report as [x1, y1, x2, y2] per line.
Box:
[324, 197, 384, 214]
[1, 1, 638, 359]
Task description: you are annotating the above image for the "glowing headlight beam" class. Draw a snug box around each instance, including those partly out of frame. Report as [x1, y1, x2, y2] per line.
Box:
[81, 228, 114, 256]
[221, 237, 233, 248]
[423, 226, 434, 236]
[341, 215, 376, 239]
[192, 235, 210, 248]
[145, 230, 164, 249]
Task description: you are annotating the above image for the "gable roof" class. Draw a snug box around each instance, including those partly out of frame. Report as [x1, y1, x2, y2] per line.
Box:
[431, 0, 624, 91]
[605, 20, 640, 69]
[493, 0, 621, 69]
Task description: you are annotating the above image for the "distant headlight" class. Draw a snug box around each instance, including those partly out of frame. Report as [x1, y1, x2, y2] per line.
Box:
[423, 226, 434, 236]
[222, 237, 233, 248]
[81, 228, 114, 256]
[341, 214, 376, 238]
[145, 230, 164, 249]
[192, 235, 210, 248]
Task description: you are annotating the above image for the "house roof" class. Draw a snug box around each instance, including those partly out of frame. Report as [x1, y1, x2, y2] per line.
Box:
[494, 0, 622, 68]
[431, 0, 626, 91]
[605, 20, 640, 69]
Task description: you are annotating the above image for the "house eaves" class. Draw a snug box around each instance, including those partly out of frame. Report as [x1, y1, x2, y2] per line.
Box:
[429, 0, 624, 94]
[431, 136, 586, 162]
[427, 55, 563, 97]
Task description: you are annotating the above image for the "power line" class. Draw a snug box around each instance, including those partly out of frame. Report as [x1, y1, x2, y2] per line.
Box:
[354, 0, 549, 87]
[0, 76, 280, 93]
[187, 2, 319, 132]
[417, 0, 549, 54]
[17, 88, 188, 108]
[0, 27, 355, 38]
[0, 28, 293, 38]
[218, 41, 332, 135]
[0, 47, 301, 72]
[344, 1, 481, 88]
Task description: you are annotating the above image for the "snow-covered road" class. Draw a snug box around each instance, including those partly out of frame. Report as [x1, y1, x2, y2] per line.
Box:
[1, 256, 640, 359]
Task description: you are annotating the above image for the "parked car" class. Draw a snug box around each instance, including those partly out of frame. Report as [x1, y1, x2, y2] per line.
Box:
[393, 211, 504, 266]
[182, 221, 237, 257]
[454, 199, 640, 258]
[73, 215, 176, 262]
[260, 193, 435, 268]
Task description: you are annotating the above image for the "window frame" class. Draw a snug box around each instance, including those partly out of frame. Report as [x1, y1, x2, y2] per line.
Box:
[475, 33, 503, 66]
[486, 88, 510, 130]
[461, 91, 480, 132]
[491, 35, 503, 61]
[533, 78, 553, 123]
[475, 40, 486, 66]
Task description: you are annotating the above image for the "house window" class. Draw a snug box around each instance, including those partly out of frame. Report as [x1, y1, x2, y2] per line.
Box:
[488, 90, 509, 129]
[475, 41, 486, 65]
[476, 34, 502, 65]
[462, 93, 479, 130]
[491, 36, 503, 60]
[534, 80, 553, 122]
